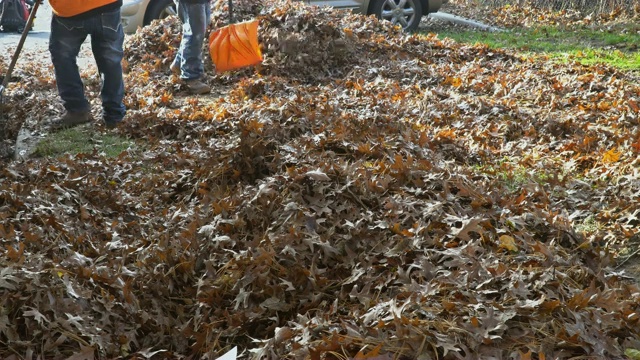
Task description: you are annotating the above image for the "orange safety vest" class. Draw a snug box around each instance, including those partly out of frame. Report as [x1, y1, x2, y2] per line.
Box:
[49, 0, 119, 18]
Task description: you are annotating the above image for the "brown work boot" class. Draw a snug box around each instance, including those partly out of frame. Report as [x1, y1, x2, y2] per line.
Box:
[104, 119, 120, 130]
[51, 111, 92, 131]
[184, 79, 211, 95]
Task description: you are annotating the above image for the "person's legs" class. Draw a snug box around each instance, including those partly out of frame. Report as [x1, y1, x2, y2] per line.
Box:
[89, 9, 126, 127]
[173, 1, 210, 94]
[49, 15, 91, 123]
[180, 2, 208, 80]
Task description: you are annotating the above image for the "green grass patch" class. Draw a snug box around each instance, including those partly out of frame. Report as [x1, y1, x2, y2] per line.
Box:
[574, 215, 604, 235]
[35, 127, 135, 158]
[471, 156, 563, 194]
[561, 49, 640, 70]
[433, 25, 640, 70]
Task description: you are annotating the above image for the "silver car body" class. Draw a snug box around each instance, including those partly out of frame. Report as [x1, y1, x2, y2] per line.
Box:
[307, 0, 372, 11]
[306, 0, 445, 16]
[121, 0, 153, 34]
[121, 0, 445, 34]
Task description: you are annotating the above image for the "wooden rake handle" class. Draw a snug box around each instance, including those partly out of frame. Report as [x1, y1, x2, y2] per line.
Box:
[228, 0, 234, 24]
[1, 0, 41, 91]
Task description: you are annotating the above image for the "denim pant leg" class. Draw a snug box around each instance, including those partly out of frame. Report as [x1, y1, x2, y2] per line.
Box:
[173, 1, 210, 80]
[49, 16, 91, 113]
[90, 9, 126, 123]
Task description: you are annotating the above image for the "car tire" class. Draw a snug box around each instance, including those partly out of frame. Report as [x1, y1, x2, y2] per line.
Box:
[143, 0, 177, 26]
[427, 0, 442, 13]
[370, 0, 423, 32]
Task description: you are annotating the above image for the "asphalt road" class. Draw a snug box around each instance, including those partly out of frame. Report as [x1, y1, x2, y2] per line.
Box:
[0, 2, 95, 70]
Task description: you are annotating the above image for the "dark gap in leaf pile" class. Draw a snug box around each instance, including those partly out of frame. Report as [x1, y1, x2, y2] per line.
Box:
[0, 0, 639, 359]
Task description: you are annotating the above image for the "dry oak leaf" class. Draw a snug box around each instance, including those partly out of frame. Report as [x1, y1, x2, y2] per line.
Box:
[602, 148, 621, 163]
[306, 169, 331, 181]
[499, 235, 518, 252]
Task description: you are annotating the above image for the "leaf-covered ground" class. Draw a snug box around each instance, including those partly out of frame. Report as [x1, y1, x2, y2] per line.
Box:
[1, 1, 640, 359]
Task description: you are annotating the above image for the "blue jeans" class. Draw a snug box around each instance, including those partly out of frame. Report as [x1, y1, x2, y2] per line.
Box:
[49, 9, 126, 124]
[172, 1, 211, 80]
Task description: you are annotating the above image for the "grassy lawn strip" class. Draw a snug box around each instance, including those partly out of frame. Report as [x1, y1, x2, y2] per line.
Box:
[435, 25, 640, 70]
[35, 127, 135, 158]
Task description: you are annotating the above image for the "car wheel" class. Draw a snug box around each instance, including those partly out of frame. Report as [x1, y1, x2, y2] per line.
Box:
[370, 0, 423, 32]
[143, 0, 177, 26]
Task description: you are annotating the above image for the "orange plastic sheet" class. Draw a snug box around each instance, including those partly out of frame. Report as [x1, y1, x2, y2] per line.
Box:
[209, 19, 263, 73]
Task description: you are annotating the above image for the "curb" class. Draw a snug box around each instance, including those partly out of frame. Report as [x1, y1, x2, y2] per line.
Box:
[429, 12, 506, 32]
[14, 125, 44, 160]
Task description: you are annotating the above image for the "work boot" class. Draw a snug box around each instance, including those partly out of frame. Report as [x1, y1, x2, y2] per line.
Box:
[51, 111, 92, 131]
[104, 120, 120, 130]
[184, 79, 211, 95]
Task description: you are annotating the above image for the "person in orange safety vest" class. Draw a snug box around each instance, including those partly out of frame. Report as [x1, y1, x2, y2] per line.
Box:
[48, 0, 125, 130]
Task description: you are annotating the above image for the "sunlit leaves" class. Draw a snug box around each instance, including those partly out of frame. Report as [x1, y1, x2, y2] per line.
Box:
[443, 76, 463, 88]
[602, 147, 621, 163]
[498, 235, 518, 252]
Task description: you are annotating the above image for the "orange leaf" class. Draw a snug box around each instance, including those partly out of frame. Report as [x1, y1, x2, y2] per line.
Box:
[390, 223, 414, 237]
[437, 128, 456, 140]
[6, 242, 25, 261]
[354, 343, 383, 359]
[518, 350, 532, 360]
[597, 101, 611, 111]
[499, 235, 518, 252]
[442, 300, 456, 311]
[470, 316, 480, 327]
[582, 135, 596, 148]
[602, 148, 621, 163]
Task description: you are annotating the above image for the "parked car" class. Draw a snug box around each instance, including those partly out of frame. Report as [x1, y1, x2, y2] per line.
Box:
[121, 0, 446, 34]
[121, 0, 176, 34]
[307, 0, 447, 32]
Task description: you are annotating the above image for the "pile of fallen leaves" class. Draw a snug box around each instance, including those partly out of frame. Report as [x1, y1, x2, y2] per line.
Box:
[123, 0, 400, 84]
[1, 0, 640, 359]
[0, 58, 59, 151]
